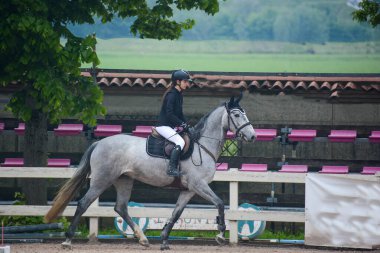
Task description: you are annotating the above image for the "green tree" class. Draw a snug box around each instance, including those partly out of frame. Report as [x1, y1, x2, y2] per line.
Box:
[0, 0, 220, 204]
[246, 9, 276, 41]
[353, 0, 380, 27]
[273, 5, 329, 43]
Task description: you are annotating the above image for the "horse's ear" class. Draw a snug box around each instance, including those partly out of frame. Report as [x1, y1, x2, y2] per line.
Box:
[235, 91, 243, 104]
[228, 96, 235, 108]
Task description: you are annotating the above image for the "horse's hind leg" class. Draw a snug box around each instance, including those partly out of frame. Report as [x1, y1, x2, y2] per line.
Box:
[113, 176, 149, 247]
[63, 180, 112, 248]
[160, 191, 195, 250]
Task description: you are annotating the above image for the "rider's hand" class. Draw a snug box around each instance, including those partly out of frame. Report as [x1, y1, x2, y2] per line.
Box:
[180, 122, 190, 131]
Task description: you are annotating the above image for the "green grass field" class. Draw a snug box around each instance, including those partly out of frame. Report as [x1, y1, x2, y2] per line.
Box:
[90, 38, 380, 73]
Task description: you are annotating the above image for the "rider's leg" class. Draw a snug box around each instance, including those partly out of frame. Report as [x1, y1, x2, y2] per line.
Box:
[167, 145, 182, 176]
[155, 126, 185, 177]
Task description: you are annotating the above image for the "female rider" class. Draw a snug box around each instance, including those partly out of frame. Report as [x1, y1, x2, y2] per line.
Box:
[156, 69, 192, 177]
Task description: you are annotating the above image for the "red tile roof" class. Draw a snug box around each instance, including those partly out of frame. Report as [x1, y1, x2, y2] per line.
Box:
[81, 69, 380, 101]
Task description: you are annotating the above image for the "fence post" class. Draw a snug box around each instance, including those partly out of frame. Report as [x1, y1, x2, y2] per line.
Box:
[229, 168, 239, 244]
[88, 198, 99, 241]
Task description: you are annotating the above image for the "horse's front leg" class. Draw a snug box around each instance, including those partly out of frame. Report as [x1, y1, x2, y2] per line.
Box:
[190, 181, 226, 244]
[215, 204, 226, 244]
[160, 191, 195, 250]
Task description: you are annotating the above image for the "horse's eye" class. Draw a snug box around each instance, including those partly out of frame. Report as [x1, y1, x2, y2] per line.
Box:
[234, 114, 240, 117]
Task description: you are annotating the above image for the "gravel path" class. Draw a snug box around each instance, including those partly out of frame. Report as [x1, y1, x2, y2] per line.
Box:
[7, 241, 379, 253]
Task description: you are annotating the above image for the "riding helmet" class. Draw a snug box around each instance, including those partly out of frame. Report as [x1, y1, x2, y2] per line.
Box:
[171, 69, 193, 84]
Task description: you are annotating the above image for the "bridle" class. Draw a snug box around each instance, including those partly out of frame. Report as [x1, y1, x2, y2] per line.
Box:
[225, 103, 252, 138]
[194, 104, 252, 164]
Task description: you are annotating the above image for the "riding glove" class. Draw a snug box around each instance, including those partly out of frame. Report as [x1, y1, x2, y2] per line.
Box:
[180, 122, 190, 131]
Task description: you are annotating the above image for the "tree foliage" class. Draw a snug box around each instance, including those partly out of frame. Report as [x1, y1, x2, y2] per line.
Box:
[69, 1, 380, 44]
[353, 0, 380, 27]
[0, 0, 220, 204]
[0, 0, 220, 126]
[88, 0, 377, 43]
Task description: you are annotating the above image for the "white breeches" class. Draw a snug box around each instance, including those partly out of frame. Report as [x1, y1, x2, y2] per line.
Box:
[155, 126, 185, 150]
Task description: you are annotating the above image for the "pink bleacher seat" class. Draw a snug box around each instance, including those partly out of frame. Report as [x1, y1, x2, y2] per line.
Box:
[255, 129, 277, 141]
[0, 122, 4, 132]
[94, 124, 122, 137]
[361, 166, 380, 175]
[240, 163, 268, 172]
[288, 129, 317, 142]
[216, 163, 229, 171]
[226, 131, 234, 139]
[369, 131, 380, 143]
[1, 158, 71, 167]
[47, 158, 71, 167]
[319, 165, 349, 174]
[279, 165, 308, 173]
[14, 123, 25, 135]
[54, 124, 83, 136]
[132, 126, 153, 138]
[328, 130, 357, 142]
[1, 158, 24, 167]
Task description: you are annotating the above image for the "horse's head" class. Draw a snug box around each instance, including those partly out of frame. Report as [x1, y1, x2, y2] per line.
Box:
[225, 93, 256, 142]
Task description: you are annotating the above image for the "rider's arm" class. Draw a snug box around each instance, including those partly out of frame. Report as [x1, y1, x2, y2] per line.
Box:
[165, 92, 184, 127]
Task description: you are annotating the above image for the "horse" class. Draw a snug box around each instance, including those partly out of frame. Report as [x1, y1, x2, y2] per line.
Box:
[44, 94, 256, 250]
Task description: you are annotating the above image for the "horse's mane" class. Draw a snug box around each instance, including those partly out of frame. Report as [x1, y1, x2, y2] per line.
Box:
[193, 103, 225, 136]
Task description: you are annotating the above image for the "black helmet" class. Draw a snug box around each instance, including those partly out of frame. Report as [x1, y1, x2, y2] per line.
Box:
[171, 69, 193, 84]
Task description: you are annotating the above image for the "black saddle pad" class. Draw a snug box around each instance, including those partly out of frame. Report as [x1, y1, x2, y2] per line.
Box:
[146, 135, 169, 159]
[146, 134, 194, 160]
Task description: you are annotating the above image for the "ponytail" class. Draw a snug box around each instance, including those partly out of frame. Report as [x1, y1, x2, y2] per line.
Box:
[161, 84, 173, 105]
[162, 77, 180, 104]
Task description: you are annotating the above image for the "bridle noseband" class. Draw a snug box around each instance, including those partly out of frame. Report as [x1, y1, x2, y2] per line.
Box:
[225, 103, 252, 137]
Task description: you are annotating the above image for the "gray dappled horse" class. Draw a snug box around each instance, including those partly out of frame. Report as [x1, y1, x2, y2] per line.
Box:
[44, 95, 256, 250]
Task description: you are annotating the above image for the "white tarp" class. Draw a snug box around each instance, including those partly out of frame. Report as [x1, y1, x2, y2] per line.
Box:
[305, 173, 380, 249]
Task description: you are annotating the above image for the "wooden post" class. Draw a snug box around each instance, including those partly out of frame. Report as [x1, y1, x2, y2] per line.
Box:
[229, 168, 239, 244]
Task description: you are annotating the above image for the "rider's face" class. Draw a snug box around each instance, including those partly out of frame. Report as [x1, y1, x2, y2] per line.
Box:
[178, 80, 189, 90]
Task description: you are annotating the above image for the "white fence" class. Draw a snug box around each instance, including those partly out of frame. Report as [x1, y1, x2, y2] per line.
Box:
[0, 167, 378, 244]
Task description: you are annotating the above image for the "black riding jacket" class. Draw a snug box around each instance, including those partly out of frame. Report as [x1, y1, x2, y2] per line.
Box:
[157, 87, 186, 128]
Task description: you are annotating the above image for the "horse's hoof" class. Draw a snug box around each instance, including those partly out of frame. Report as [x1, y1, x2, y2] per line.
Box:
[139, 238, 150, 247]
[160, 243, 170, 250]
[61, 241, 72, 249]
[215, 234, 226, 245]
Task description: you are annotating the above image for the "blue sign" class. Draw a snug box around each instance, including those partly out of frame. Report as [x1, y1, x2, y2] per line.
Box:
[237, 203, 266, 239]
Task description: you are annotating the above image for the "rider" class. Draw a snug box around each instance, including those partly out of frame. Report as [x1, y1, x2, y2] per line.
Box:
[156, 69, 192, 177]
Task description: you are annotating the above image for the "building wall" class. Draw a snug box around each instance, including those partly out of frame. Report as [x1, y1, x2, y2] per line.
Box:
[102, 90, 380, 127]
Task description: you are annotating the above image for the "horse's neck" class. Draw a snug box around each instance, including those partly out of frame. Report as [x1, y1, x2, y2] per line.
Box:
[199, 107, 227, 160]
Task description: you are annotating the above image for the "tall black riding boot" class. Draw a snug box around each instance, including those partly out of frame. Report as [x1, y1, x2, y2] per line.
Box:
[167, 145, 181, 177]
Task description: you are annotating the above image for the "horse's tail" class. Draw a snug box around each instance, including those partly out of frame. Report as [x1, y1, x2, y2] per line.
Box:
[44, 142, 98, 223]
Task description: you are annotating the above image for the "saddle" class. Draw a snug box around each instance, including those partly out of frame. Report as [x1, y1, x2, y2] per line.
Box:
[146, 127, 195, 160]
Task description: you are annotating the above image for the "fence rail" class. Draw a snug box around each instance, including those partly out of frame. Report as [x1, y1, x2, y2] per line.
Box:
[0, 167, 378, 244]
